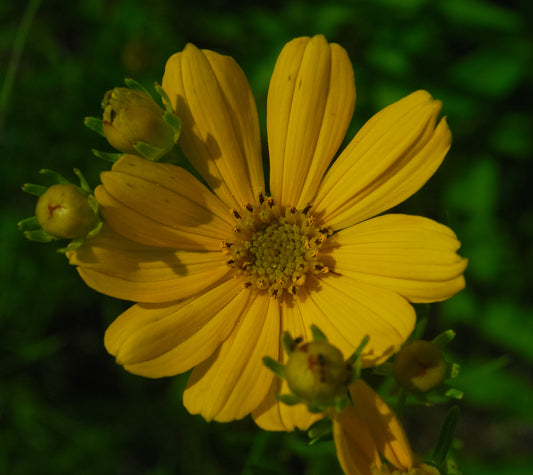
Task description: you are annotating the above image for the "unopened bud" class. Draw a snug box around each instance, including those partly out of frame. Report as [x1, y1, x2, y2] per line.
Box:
[394, 340, 447, 393]
[35, 184, 98, 239]
[102, 87, 176, 160]
[284, 340, 351, 406]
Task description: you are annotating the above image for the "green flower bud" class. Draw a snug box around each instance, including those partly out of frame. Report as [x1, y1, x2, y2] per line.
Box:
[35, 184, 99, 239]
[394, 340, 448, 393]
[102, 87, 176, 160]
[284, 340, 351, 406]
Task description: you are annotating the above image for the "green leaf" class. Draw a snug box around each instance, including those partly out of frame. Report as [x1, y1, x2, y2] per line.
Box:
[454, 357, 533, 421]
[449, 42, 532, 97]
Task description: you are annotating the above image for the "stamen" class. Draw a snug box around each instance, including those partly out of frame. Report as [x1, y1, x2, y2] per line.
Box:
[223, 194, 332, 300]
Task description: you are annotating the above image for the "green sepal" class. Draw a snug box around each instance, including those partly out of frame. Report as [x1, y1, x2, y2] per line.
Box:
[310, 324, 327, 342]
[307, 417, 332, 444]
[306, 403, 328, 413]
[17, 216, 41, 231]
[431, 405, 460, 466]
[83, 116, 105, 136]
[23, 229, 57, 243]
[396, 389, 408, 417]
[446, 458, 461, 475]
[275, 393, 301, 406]
[155, 82, 172, 110]
[372, 362, 394, 377]
[444, 388, 464, 400]
[92, 149, 121, 163]
[57, 238, 84, 254]
[164, 110, 181, 142]
[281, 331, 298, 354]
[155, 82, 181, 143]
[333, 394, 352, 414]
[124, 77, 150, 94]
[87, 220, 103, 239]
[87, 193, 99, 215]
[432, 330, 456, 349]
[449, 362, 461, 379]
[133, 140, 168, 161]
[73, 168, 92, 193]
[21, 183, 48, 197]
[39, 168, 69, 184]
[262, 356, 285, 379]
[347, 334, 369, 366]
[56, 220, 103, 254]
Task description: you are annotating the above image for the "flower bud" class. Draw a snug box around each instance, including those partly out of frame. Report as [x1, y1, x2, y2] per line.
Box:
[284, 340, 351, 406]
[394, 340, 447, 393]
[35, 184, 99, 239]
[102, 87, 176, 160]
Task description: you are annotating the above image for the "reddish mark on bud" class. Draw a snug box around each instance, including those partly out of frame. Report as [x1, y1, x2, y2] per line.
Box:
[48, 204, 62, 217]
[416, 361, 429, 377]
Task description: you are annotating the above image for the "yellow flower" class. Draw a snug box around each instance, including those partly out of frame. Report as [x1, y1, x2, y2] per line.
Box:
[67, 35, 467, 429]
[333, 380, 414, 475]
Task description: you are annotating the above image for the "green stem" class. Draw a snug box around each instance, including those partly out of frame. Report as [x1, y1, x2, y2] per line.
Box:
[0, 0, 42, 136]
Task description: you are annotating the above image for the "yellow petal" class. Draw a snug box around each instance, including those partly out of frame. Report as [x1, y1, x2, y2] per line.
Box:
[95, 185, 220, 250]
[298, 276, 415, 366]
[267, 35, 356, 208]
[162, 44, 264, 209]
[350, 380, 413, 471]
[100, 156, 233, 242]
[333, 405, 381, 475]
[68, 226, 230, 303]
[183, 293, 280, 422]
[253, 303, 321, 431]
[104, 278, 247, 378]
[324, 214, 467, 303]
[112, 154, 233, 223]
[315, 90, 451, 229]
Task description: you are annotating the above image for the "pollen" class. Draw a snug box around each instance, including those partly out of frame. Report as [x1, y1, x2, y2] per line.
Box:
[223, 193, 332, 299]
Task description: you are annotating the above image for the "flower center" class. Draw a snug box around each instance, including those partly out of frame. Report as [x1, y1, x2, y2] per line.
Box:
[222, 193, 332, 299]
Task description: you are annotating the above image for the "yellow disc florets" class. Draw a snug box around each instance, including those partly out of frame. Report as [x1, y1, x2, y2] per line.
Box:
[222, 193, 332, 299]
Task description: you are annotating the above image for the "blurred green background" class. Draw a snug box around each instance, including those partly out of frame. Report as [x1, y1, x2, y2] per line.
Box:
[2, 0, 533, 473]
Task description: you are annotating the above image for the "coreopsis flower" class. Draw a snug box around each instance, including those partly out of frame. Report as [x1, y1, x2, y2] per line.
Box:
[67, 35, 467, 429]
